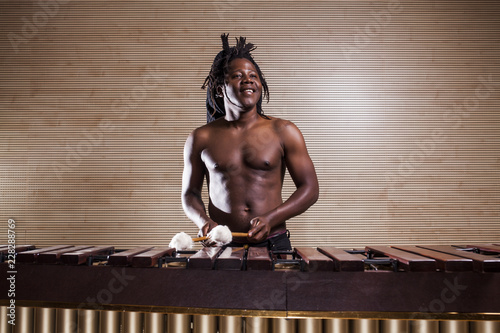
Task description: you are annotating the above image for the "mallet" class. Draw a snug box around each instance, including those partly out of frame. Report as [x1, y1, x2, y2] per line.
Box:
[169, 225, 248, 251]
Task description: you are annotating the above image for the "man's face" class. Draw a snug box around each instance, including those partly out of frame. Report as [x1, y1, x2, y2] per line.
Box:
[222, 58, 262, 111]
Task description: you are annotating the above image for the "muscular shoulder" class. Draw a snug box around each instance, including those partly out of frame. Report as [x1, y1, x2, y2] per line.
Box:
[189, 118, 225, 146]
[264, 117, 307, 154]
[267, 116, 303, 140]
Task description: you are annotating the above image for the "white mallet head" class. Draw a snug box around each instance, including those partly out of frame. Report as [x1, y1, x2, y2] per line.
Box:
[169, 232, 193, 251]
[208, 225, 233, 246]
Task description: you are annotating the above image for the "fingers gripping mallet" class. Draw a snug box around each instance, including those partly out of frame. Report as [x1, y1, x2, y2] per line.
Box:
[169, 225, 248, 251]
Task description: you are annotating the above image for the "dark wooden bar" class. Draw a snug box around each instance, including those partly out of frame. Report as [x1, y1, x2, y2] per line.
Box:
[187, 247, 224, 270]
[246, 247, 272, 270]
[419, 245, 500, 272]
[317, 246, 364, 271]
[16, 245, 73, 263]
[61, 246, 115, 265]
[214, 247, 246, 270]
[37, 245, 94, 264]
[107, 246, 153, 266]
[392, 245, 474, 272]
[131, 247, 175, 268]
[295, 247, 334, 271]
[366, 245, 437, 272]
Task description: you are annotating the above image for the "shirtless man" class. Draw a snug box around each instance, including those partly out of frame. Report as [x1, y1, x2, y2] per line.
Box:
[182, 35, 319, 250]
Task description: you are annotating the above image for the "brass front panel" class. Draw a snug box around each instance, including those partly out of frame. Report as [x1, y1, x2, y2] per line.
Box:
[219, 316, 243, 333]
[298, 318, 322, 333]
[167, 313, 191, 333]
[410, 320, 439, 333]
[246, 317, 269, 333]
[14, 307, 34, 333]
[123, 311, 143, 333]
[380, 319, 409, 333]
[324, 318, 348, 333]
[440, 320, 469, 333]
[470, 321, 500, 333]
[351, 318, 379, 333]
[193, 315, 217, 333]
[272, 318, 296, 333]
[3, 304, 499, 333]
[56, 308, 77, 333]
[78, 309, 99, 333]
[34, 308, 55, 333]
[99, 311, 120, 333]
[144, 312, 165, 333]
[0, 306, 12, 333]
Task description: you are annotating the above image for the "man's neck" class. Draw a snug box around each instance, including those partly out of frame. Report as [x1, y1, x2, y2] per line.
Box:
[224, 107, 260, 128]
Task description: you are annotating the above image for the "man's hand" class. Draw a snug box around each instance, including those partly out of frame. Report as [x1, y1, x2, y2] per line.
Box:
[199, 220, 219, 247]
[200, 220, 218, 236]
[248, 217, 272, 242]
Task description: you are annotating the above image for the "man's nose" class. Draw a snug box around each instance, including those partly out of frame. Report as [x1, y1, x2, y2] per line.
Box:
[243, 75, 254, 83]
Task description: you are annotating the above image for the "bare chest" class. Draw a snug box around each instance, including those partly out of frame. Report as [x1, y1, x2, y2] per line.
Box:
[201, 128, 283, 173]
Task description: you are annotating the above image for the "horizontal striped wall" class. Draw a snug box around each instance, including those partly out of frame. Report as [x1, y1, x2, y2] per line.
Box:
[0, 1, 499, 248]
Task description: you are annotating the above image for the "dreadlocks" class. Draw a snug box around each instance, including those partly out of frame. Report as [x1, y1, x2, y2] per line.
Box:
[202, 34, 270, 123]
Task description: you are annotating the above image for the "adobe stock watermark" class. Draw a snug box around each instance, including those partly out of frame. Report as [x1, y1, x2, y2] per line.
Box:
[385, 74, 498, 187]
[252, 261, 319, 312]
[51, 66, 168, 181]
[213, 0, 244, 20]
[248, 262, 320, 331]
[342, 0, 403, 62]
[6, 219, 17, 326]
[410, 276, 468, 322]
[61, 268, 136, 331]
[82, 268, 136, 308]
[8, 0, 72, 54]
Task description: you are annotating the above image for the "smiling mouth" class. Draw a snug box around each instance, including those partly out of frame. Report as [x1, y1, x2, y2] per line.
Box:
[242, 88, 255, 94]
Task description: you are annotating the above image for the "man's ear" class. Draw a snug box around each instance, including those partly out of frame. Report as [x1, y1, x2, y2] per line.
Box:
[216, 85, 224, 98]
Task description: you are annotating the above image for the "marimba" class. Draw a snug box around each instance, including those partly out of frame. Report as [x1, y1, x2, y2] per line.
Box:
[1, 244, 499, 333]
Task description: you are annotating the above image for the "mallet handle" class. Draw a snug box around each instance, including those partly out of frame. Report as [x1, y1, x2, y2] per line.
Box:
[232, 232, 249, 238]
[191, 236, 208, 242]
[192, 232, 248, 243]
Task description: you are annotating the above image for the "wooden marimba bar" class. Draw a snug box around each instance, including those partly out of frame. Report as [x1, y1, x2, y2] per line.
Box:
[1, 243, 499, 333]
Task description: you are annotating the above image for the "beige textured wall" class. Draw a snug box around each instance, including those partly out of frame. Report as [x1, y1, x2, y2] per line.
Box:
[1, 1, 499, 248]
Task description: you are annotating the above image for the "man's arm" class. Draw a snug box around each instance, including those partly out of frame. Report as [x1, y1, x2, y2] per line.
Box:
[248, 121, 319, 241]
[181, 130, 217, 235]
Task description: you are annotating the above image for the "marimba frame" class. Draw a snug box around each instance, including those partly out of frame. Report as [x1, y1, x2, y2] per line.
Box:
[1, 243, 499, 333]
